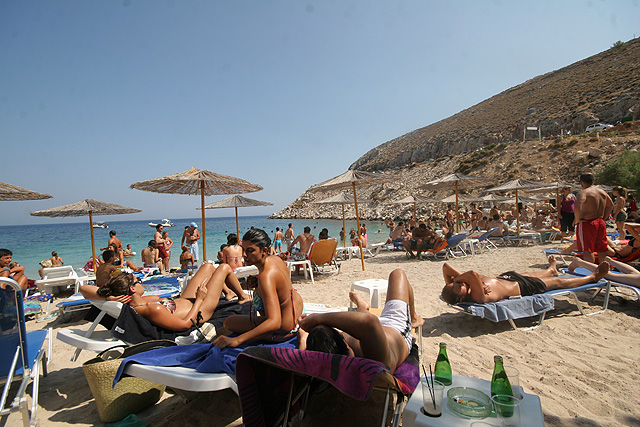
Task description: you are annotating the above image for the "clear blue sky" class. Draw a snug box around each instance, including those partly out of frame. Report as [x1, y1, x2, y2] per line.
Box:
[1, 0, 637, 225]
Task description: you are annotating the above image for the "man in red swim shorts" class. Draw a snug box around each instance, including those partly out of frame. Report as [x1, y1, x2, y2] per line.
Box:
[574, 172, 613, 264]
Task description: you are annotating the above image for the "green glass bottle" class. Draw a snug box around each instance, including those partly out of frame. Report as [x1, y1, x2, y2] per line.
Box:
[434, 342, 452, 386]
[491, 356, 514, 417]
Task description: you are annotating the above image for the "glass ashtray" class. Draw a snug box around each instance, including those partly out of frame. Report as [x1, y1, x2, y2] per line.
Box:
[446, 387, 492, 418]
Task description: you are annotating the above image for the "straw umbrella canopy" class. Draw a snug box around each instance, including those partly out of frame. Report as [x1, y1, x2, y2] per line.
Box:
[309, 170, 394, 271]
[0, 181, 52, 201]
[485, 179, 554, 235]
[30, 199, 142, 272]
[202, 195, 273, 240]
[423, 173, 493, 232]
[390, 195, 439, 226]
[130, 167, 263, 261]
[313, 192, 371, 250]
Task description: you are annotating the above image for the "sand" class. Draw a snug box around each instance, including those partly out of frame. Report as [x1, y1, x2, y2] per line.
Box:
[11, 244, 640, 426]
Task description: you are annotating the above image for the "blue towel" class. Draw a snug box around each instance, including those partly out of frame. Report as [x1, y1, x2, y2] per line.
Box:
[113, 336, 298, 387]
[459, 293, 555, 322]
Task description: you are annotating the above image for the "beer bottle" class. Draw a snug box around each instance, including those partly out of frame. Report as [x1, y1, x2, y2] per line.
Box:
[434, 342, 452, 386]
[491, 356, 514, 416]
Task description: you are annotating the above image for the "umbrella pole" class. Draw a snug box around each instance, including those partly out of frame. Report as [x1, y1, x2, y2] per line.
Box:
[341, 203, 347, 252]
[413, 202, 417, 226]
[455, 182, 460, 233]
[235, 206, 240, 242]
[201, 181, 207, 262]
[352, 182, 365, 271]
[89, 211, 97, 274]
[516, 190, 521, 236]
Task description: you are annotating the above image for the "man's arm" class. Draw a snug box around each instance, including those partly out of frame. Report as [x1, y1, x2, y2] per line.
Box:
[603, 194, 614, 219]
[452, 271, 492, 303]
[181, 232, 187, 247]
[574, 192, 585, 225]
[298, 312, 390, 365]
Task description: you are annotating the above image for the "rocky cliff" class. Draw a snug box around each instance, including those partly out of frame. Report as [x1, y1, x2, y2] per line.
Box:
[273, 39, 640, 220]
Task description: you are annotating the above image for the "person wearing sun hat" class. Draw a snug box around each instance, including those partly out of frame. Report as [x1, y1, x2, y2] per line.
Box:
[182, 222, 201, 266]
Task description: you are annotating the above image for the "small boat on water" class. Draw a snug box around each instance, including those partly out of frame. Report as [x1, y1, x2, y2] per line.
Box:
[148, 219, 175, 228]
[92, 221, 109, 229]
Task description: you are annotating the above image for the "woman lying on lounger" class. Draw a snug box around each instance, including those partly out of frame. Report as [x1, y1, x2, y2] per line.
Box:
[213, 228, 304, 348]
[568, 256, 640, 287]
[93, 263, 251, 331]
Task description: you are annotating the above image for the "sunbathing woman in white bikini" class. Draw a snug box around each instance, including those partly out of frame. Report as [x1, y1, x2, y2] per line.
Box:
[213, 228, 303, 348]
[94, 263, 251, 331]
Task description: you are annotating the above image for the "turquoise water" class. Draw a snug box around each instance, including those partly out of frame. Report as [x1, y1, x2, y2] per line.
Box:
[0, 216, 388, 279]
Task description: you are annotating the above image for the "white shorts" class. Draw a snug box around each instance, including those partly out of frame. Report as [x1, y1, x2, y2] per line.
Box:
[188, 242, 199, 261]
[379, 299, 413, 351]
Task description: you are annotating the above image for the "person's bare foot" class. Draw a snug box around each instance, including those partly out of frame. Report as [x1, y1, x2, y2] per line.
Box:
[594, 262, 610, 281]
[224, 292, 236, 301]
[547, 255, 559, 276]
[349, 291, 369, 311]
[567, 260, 580, 273]
[237, 291, 251, 304]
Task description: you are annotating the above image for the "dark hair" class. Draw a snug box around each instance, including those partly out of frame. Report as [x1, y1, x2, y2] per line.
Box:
[220, 243, 228, 251]
[109, 230, 116, 236]
[148, 240, 157, 248]
[613, 186, 627, 198]
[96, 273, 134, 298]
[493, 214, 500, 220]
[288, 223, 292, 227]
[441, 283, 458, 304]
[227, 233, 238, 245]
[579, 173, 594, 185]
[304, 226, 311, 233]
[156, 224, 163, 231]
[52, 251, 58, 256]
[242, 228, 271, 250]
[0, 249, 12, 257]
[276, 227, 280, 231]
[318, 228, 329, 239]
[307, 325, 349, 355]
[102, 250, 115, 262]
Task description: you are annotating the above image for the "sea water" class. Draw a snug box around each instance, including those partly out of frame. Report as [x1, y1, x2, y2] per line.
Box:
[0, 216, 388, 279]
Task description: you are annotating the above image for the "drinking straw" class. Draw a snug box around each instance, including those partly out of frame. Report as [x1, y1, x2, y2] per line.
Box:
[421, 364, 435, 404]
[428, 364, 436, 406]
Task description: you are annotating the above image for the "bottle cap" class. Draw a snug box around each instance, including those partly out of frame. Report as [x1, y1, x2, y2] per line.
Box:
[439, 342, 447, 347]
[494, 355, 503, 362]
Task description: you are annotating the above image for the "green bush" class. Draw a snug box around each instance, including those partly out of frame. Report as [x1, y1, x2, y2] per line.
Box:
[612, 40, 625, 49]
[596, 151, 640, 193]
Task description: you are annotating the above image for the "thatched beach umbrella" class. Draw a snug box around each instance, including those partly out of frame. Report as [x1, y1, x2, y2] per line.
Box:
[30, 199, 142, 272]
[313, 192, 371, 250]
[0, 181, 52, 201]
[309, 170, 393, 271]
[423, 173, 493, 233]
[202, 195, 273, 240]
[390, 195, 439, 226]
[486, 179, 553, 235]
[130, 167, 263, 261]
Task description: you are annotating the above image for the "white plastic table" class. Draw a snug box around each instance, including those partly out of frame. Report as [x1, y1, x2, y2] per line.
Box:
[402, 374, 544, 427]
[350, 279, 388, 309]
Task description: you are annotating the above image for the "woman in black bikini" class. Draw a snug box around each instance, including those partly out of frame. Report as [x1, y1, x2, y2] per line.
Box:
[96, 262, 250, 331]
[214, 228, 304, 348]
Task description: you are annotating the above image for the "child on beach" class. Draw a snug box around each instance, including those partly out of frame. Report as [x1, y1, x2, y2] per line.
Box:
[213, 228, 304, 347]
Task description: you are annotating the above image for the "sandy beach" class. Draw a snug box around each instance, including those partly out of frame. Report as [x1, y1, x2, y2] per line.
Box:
[13, 244, 640, 426]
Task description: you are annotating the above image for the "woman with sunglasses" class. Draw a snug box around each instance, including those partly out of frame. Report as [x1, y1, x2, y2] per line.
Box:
[96, 262, 250, 331]
[213, 228, 303, 348]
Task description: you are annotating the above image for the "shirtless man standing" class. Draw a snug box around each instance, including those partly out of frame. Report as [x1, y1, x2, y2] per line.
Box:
[574, 173, 614, 264]
[181, 223, 201, 265]
[385, 221, 407, 244]
[272, 228, 284, 254]
[299, 269, 424, 374]
[101, 230, 123, 252]
[440, 256, 609, 304]
[284, 223, 295, 251]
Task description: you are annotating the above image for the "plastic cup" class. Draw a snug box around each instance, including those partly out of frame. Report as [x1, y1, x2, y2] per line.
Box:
[504, 366, 522, 399]
[421, 378, 444, 417]
[491, 394, 521, 427]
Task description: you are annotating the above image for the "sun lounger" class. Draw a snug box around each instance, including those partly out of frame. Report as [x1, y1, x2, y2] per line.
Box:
[236, 343, 420, 427]
[443, 274, 611, 330]
[0, 277, 52, 427]
[34, 266, 81, 294]
[567, 267, 640, 302]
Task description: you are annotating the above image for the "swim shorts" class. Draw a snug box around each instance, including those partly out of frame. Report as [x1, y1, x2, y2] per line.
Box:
[274, 239, 282, 247]
[188, 243, 199, 261]
[409, 240, 433, 250]
[378, 299, 413, 351]
[158, 246, 169, 259]
[616, 211, 628, 222]
[497, 271, 547, 296]
[576, 218, 607, 253]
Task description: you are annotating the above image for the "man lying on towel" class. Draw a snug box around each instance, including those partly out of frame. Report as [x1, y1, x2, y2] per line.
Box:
[441, 255, 610, 305]
[298, 269, 424, 374]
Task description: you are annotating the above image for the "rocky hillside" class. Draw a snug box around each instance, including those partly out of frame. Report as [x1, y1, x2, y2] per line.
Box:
[352, 38, 640, 171]
[273, 39, 640, 221]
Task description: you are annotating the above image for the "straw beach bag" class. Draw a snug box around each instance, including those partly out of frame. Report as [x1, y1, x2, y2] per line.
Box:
[82, 340, 176, 423]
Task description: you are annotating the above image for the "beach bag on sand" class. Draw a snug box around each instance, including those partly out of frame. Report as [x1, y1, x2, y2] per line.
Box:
[82, 340, 176, 423]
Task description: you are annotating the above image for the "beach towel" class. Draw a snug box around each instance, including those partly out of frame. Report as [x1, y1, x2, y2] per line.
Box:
[458, 293, 555, 322]
[112, 336, 298, 387]
[236, 343, 420, 427]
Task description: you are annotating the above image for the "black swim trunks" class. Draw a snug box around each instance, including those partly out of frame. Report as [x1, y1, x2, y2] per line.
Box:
[497, 271, 547, 296]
